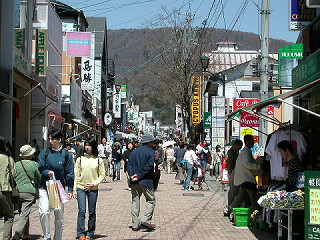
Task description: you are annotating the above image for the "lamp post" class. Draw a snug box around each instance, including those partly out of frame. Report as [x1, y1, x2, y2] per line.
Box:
[200, 56, 225, 96]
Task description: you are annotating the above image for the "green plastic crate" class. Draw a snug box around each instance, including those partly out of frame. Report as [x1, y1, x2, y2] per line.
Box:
[233, 208, 251, 227]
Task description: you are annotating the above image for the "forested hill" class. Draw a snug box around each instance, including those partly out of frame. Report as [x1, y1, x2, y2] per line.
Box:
[107, 28, 291, 124]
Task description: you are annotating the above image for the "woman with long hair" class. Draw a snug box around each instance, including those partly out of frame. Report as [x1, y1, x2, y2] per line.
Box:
[73, 138, 105, 240]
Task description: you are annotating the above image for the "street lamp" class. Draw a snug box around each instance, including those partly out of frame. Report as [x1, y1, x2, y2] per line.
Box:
[200, 56, 225, 96]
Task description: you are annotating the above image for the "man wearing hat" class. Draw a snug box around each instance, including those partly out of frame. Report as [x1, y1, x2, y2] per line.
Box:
[127, 135, 156, 231]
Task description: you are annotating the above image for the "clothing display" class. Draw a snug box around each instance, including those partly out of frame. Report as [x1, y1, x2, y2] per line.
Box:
[265, 129, 307, 180]
[258, 190, 304, 209]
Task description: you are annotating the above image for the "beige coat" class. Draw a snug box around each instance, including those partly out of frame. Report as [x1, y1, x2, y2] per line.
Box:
[0, 153, 17, 191]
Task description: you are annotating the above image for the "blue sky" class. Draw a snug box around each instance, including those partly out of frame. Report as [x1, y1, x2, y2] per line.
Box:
[62, 0, 299, 43]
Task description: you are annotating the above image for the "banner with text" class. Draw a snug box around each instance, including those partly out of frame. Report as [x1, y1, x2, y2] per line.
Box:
[81, 57, 95, 90]
[191, 76, 201, 125]
[113, 85, 122, 118]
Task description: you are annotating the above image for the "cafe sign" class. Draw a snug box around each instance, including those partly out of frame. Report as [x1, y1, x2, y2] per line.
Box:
[36, 29, 47, 77]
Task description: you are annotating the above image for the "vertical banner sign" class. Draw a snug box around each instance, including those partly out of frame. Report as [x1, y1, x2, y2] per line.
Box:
[290, 0, 316, 31]
[122, 104, 127, 132]
[212, 96, 225, 148]
[94, 59, 101, 101]
[66, 32, 91, 57]
[234, 99, 259, 143]
[113, 85, 121, 118]
[191, 76, 201, 125]
[15, 29, 25, 53]
[81, 57, 95, 90]
[36, 29, 47, 77]
[121, 85, 127, 98]
[204, 112, 211, 130]
[305, 171, 320, 240]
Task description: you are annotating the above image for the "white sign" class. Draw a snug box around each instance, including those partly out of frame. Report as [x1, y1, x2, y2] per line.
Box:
[93, 60, 101, 101]
[212, 96, 225, 107]
[113, 85, 121, 118]
[81, 57, 95, 90]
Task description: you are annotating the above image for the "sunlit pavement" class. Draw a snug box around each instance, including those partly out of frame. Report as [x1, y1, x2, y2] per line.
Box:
[1, 171, 277, 239]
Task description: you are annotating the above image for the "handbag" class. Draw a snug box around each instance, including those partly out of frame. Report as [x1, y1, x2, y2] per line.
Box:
[180, 159, 188, 169]
[7, 156, 20, 204]
[20, 160, 39, 202]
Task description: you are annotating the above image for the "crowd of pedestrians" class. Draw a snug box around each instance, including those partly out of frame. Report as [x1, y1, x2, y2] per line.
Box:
[0, 130, 232, 239]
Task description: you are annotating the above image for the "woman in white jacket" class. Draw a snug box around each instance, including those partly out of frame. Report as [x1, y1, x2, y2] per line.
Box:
[182, 144, 200, 191]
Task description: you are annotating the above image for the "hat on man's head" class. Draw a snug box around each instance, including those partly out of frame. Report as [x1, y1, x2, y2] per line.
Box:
[19, 145, 36, 158]
[141, 135, 155, 144]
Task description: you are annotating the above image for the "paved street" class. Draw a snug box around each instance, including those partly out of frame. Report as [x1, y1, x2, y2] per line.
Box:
[1, 172, 277, 240]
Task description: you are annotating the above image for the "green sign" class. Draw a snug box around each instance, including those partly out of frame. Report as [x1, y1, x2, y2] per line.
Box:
[36, 29, 47, 77]
[204, 112, 211, 129]
[15, 29, 25, 53]
[278, 44, 303, 87]
[305, 171, 320, 240]
[292, 48, 320, 89]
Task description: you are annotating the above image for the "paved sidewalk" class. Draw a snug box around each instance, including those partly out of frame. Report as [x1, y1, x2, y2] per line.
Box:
[1, 172, 277, 239]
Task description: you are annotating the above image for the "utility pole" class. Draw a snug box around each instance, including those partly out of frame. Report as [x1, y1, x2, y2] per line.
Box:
[259, 0, 270, 147]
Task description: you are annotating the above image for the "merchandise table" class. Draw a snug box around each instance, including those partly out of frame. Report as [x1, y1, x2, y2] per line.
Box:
[267, 207, 304, 240]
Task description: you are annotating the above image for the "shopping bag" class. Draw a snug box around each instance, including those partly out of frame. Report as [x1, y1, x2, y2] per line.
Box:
[197, 167, 203, 177]
[46, 178, 62, 211]
[56, 179, 69, 204]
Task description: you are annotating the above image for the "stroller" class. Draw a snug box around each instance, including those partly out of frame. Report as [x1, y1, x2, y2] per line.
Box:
[190, 167, 210, 191]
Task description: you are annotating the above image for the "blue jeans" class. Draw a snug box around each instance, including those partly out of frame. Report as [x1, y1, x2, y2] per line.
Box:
[76, 188, 98, 238]
[113, 161, 121, 180]
[200, 160, 207, 172]
[183, 162, 193, 190]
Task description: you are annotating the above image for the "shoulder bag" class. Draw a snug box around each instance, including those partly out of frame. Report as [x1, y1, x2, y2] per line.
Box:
[7, 156, 20, 204]
[20, 160, 39, 202]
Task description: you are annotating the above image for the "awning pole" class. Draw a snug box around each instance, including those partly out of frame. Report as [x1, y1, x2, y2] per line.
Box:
[20, 83, 41, 100]
[69, 128, 92, 140]
[231, 118, 268, 136]
[278, 98, 320, 119]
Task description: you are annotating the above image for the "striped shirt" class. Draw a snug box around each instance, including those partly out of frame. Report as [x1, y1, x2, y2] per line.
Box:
[285, 156, 304, 192]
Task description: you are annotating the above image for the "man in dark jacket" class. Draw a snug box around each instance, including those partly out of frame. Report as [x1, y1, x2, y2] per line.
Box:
[127, 135, 156, 231]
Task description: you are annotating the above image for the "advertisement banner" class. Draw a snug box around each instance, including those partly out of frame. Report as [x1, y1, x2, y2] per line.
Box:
[36, 29, 47, 77]
[233, 98, 260, 110]
[66, 32, 91, 57]
[81, 57, 95, 90]
[113, 85, 121, 118]
[290, 0, 316, 31]
[240, 111, 259, 127]
[191, 76, 201, 125]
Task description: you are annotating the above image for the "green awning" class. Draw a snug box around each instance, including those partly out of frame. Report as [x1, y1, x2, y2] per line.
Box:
[226, 78, 320, 122]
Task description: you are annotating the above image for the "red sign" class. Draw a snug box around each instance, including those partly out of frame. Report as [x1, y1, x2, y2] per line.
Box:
[233, 98, 259, 110]
[240, 111, 259, 127]
[234, 98, 274, 116]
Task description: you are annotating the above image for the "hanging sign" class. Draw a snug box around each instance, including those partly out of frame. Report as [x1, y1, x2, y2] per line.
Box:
[121, 85, 127, 98]
[290, 0, 316, 31]
[113, 85, 121, 118]
[191, 76, 201, 125]
[66, 32, 91, 57]
[240, 111, 259, 127]
[36, 29, 47, 77]
[81, 57, 95, 90]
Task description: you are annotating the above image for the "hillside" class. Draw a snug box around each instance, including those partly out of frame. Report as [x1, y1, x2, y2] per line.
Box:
[107, 28, 292, 124]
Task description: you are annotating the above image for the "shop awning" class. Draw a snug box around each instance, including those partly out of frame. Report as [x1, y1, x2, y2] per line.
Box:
[226, 78, 320, 122]
[49, 111, 65, 123]
[72, 118, 100, 135]
[14, 68, 58, 103]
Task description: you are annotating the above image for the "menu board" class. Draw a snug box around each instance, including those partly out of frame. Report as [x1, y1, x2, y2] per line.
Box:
[305, 171, 320, 239]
